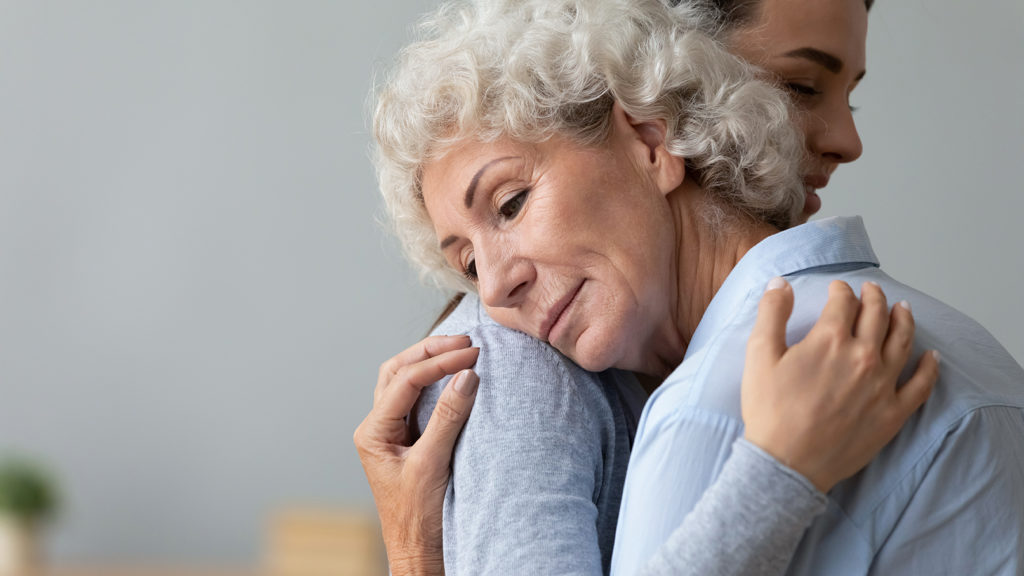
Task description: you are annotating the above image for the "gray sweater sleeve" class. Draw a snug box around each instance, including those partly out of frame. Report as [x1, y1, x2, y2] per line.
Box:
[636, 438, 828, 576]
[425, 324, 611, 575]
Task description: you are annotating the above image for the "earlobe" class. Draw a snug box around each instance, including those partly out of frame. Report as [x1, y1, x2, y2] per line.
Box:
[611, 101, 686, 196]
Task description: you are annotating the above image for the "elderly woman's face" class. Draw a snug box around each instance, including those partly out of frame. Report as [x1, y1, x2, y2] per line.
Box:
[421, 124, 680, 372]
[730, 0, 868, 217]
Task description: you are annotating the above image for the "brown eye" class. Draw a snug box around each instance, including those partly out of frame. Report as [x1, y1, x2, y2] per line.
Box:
[499, 189, 529, 219]
[463, 259, 477, 281]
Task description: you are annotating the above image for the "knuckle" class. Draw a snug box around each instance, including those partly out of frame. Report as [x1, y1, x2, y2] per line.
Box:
[853, 345, 880, 372]
[353, 424, 368, 451]
[820, 322, 850, 345]
[405, 448, 438, 474]
[433, 396, 464, 424]
[889, 329, 913, 355]
[392, 364, 413, 383]
[379, 359, 397, 381]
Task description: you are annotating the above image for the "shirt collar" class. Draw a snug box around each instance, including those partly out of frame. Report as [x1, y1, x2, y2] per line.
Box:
[686, 216, 879, 357]
[731, 215, 879, 283]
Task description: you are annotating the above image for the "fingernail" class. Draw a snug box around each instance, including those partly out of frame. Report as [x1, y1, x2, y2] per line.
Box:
[765, 277, 787, 292]
[931, 350, 941, 365]
[453, 369, 479, 396]
[898, 300, 911, 312]
[864, 280, 879, 288]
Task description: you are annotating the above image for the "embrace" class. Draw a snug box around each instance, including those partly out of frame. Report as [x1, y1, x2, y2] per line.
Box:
[355, 0, 1024, 574]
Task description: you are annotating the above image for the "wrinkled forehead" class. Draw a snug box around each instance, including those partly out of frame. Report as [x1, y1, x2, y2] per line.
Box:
[419, 137, 533, 220]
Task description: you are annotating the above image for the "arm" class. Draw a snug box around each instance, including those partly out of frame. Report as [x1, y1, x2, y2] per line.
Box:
[626, 279, 939, 576]
[352, 335, 481, 576]
[429, 327, 611, 574]
[637, 438, 826, 576]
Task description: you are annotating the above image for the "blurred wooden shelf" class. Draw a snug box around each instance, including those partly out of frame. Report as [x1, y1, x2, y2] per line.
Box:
[14, 568, 267, 576]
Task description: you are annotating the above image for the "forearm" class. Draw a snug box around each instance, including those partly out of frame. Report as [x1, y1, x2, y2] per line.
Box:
[636, 438, 826, 576]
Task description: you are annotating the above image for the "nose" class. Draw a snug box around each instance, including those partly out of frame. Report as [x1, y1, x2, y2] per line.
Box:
[807, 98, 863, 165]
[475, 246, 534, 309]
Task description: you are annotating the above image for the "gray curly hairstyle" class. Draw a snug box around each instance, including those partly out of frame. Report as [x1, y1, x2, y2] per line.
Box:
[374, 0, 805, 290]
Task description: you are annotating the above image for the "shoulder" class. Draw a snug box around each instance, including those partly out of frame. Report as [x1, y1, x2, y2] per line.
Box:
[416, 293, 618, 438]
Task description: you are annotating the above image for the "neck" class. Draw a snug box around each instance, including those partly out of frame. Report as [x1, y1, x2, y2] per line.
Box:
[644, 180, 778, 380]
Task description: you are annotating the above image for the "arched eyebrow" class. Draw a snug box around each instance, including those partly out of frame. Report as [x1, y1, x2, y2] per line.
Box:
[439, 156, 522, 251]
[464, 156, 518, 208]
[783, 47, 866, 81]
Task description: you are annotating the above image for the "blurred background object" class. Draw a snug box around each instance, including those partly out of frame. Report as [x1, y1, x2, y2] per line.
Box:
[0, 0, 1020, 572]
[0, 456, 59, 574]
[266, 509, 383, 576]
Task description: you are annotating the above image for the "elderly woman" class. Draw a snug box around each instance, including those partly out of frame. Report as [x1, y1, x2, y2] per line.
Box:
[356, 0, 1024, 574]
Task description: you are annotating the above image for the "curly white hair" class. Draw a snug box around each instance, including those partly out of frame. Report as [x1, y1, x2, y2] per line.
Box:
[373, 0, 804, 290]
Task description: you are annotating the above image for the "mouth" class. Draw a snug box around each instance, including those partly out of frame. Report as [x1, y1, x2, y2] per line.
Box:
[802, 174, 830, 215]
[539, 281, 584, 343]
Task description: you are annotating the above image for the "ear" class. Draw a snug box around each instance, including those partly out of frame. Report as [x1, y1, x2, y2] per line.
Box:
[611, 100, 686, 196]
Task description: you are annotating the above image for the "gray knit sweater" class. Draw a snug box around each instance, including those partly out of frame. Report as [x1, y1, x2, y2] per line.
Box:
[412, 293, 826, 575]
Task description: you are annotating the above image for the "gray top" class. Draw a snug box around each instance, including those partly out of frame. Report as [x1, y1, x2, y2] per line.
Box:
[413, 293, 827, 575]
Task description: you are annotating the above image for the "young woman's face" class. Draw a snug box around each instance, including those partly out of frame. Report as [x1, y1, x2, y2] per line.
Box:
[729, 0, 868, 218]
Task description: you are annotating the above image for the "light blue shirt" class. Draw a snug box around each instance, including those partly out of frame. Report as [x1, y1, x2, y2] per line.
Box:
[611, 217, 1024, 575]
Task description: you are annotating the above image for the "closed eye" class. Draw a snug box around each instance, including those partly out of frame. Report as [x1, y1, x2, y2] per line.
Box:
[785, 82, 821, 97]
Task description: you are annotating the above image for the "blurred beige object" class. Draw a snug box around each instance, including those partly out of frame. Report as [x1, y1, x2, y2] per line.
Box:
[266, 509, 385, 576]
[0, 516, 38, 575]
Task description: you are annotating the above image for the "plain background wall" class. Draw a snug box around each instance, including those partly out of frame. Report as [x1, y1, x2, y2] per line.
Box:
[0, 0, 1020, 565]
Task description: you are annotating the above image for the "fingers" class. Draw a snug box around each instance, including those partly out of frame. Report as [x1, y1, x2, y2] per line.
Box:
[746, 277, 795, 369]
[418, 369, 480, 465]
[814, 280, 859, 339]
[377, 334, 472, 403]
[375, 346, 480, 423]
[853, 281, 890, 347]
[893, 350, 940, 418]
[882, 300, 915, 370]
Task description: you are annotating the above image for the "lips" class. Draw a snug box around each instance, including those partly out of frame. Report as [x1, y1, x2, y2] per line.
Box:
[802, 174, 830, 216]
[539, 281, 584, 343]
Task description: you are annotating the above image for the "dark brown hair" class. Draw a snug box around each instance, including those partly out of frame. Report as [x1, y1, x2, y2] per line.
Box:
[677, 0, 874, 30]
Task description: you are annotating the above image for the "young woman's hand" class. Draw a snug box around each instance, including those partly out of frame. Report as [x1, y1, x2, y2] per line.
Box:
[353, 334, 480, 576]
[742, 278, 940, 493]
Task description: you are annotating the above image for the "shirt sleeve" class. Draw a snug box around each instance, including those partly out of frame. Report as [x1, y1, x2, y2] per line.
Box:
[439, 326, 608, 575]
[868, 405, 1024, 575]
[635, 438, 827, 576]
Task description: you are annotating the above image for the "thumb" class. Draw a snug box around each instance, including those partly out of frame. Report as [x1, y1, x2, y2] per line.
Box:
[418, 369, 479, 462]
[746, 277, 794, 370]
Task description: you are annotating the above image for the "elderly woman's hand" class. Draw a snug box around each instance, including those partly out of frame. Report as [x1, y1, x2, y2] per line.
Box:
[353, 335, 480, 576]
[742, 279, 940, 493]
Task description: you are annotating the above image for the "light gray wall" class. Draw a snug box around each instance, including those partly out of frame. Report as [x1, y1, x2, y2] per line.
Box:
[0, 0, 1020, 564]
[818, 0, 1024, 362]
